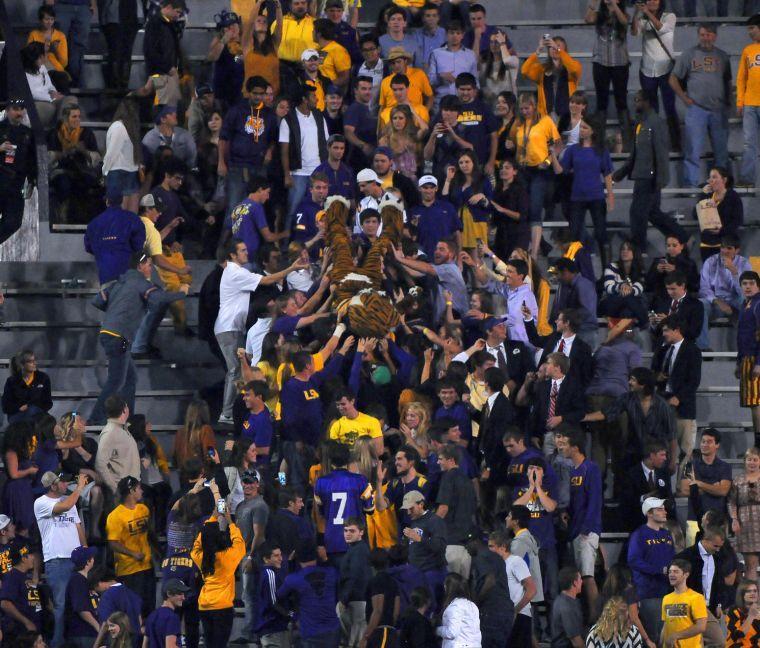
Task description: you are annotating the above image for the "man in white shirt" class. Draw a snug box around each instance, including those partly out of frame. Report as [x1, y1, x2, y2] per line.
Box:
[355, 168, 384, 233]
[34, 471, 89, 648]
[214, 238, 305, 423]
[488, 529, 536, 646]
[280, 82, 331, 231]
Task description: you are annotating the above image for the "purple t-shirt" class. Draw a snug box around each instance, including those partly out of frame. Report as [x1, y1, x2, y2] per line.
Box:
[145, 606, 181, 648]
[230, 198, 269, 256]
[272, 315, 301, 336]
[242, 409, 274, 465]
[560, 144, 613, 202]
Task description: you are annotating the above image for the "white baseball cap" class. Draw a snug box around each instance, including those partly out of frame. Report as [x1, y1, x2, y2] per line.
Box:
[418, 175, 438, 187]
[301, 49, 320, 61]
[356, 168, 380, 184]
[641, 497, 666, 516]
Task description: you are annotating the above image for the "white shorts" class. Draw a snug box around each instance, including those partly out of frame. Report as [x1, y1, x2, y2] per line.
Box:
[572, 532, 599, 577]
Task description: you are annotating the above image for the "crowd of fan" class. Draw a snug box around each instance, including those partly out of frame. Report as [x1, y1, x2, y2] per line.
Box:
[1, 0, 760, 647]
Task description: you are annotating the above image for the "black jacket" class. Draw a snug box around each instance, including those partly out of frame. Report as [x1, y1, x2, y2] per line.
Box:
[675, 541, 728, 611]
[652, 339, 702, 419]
[524, 318, 593, 389]
[488, 340, 535, 393]
[473, 392, 514, 481]
[198, 264, 224, 342]
[0, 119, 36, 184]
[1, 371, 52, 416]
[339, 540, 371, 604]
[530, 376, 586, 442]
[618, 461, 675, 532]
[392, 170, 420, 209]
[613, 108, 669, 187]
[645, 251, 700, 300]
[650, 294, 704, 342]
[143, 13, 181, 75]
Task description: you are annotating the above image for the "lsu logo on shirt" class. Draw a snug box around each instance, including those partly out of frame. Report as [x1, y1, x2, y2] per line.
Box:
[244, 113, 265, 138]
[127, 515, 149, 536]
[665, 603, 690, 618]
[0, 547, 11, 577]
[749, 53, 760, 70]
[570, 475, 584, 486]
[162, 555, 194, 570]
[303, 389, 320, 401]
[230, 203, 250, 236]
[691, 56, 720, 73]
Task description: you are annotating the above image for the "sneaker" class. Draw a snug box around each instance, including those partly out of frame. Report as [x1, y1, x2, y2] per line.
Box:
[218, 414, 234, 425]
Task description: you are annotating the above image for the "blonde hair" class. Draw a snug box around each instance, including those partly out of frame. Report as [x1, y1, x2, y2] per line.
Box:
[590, 597, 630, 643]
[399, 401, 431, 455]
[350, 437, 375, 482]
[183, 400, 211, 459]
[105, 611, 134, 648]
[380, 105, 420, 156]
[57, 412, 79, 443]
[746, 447, 760, 463]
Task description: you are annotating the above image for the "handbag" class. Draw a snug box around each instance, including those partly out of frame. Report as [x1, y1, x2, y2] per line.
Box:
[645, 15, 676, 73]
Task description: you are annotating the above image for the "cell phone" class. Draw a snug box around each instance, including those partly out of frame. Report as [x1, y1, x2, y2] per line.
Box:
[278, 472, 287, 486]
[207, 448, 215, 458]
[216, 498, 227, 515]
[543, 33, 552, 40]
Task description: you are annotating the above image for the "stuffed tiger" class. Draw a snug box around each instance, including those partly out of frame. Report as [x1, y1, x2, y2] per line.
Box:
[323, 193, 404, 338]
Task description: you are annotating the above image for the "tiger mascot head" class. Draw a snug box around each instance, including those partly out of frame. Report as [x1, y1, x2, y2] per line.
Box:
[322, 193, 404, 338]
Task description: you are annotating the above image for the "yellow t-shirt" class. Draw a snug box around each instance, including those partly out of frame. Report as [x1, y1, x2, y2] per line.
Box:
[379, 67, 433, 110]
[329, 412, 383, 447]
[273, 14, 317, 63]
[106, 503, 152, 577]
[319, 40, 351, 82]
[141, 216, 163, 257]
[661, 588, 708, 648]
[511, 116, 560, 168]
[379, 103, 429, 130]
[191, 520, 246, 610]
[737, 43, 760, 109]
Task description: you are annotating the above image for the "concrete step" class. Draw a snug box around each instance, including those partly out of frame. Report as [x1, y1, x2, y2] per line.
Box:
[51, 391, 196, 421]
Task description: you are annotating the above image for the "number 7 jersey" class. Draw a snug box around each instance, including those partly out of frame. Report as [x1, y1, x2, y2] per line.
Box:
[315, 468, 375, 554]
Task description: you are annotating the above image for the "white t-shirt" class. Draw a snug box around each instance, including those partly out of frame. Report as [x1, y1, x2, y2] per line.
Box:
[279, 110, 330, 176]
[214, 262, 263, 335]
[505, 554, 532, 617]
[33, 494, 82, 561]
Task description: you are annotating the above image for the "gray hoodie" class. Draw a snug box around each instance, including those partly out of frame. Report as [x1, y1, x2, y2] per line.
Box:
[510, 529, 544, 603]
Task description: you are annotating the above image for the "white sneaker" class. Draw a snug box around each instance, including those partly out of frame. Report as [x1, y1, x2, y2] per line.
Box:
[217, 414, 234, 425]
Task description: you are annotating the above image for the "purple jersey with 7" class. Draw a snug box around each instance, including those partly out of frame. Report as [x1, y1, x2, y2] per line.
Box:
[315, 469, 375, 553]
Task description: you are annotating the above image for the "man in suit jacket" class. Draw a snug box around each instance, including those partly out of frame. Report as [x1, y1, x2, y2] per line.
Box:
[529, 352, 586, 455]
[674, 526, 733, 640]
[652, 315, 702, 463]
[618, 439, 676, 532]
[523, 306, 593, 390]
[550, 258, 598, 348]
[480, 316, 534, 398]
[649, 270, 704, 343]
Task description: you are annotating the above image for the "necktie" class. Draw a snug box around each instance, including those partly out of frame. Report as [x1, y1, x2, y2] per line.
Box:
[669, 299, 678, 315]
[496, 347, 508, 371]
[663, 345, 674, 375]
[482, 401, 491, 423]
[558, 338, 565, 354]
[547, 381, 558, 424]
[648, 470, 656, 490]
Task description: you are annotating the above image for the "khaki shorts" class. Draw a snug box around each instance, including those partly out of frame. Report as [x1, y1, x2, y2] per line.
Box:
[150, 73, 181, 106]
[572, 532, 599, 577]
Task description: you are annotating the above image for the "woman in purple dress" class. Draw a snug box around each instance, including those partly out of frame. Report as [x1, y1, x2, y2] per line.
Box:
[1, 420, 38, 535]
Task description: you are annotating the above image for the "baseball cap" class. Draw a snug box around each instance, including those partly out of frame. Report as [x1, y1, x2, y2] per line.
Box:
[325, 84, 342, 96]
[356, 168, 380, 184]
[139, 193, 166, 212]
[195, 83, 213, 98]
[241, 469, 261, 484]
[71, 546, 97, 569]
[10, 540, 30, 564]
[641, 497, 666, 516]
[482, 316, 509, 332]
[387, 46, 412, 61]
[418, 175, 438, 187]
[0, 515, 12, 531]
[400, 490, 425, 510]
[41, 471, 71, 489]
[301, 49, 320, 62]
[154, 104, 178, 124]
[374, 146, 394, 160]
[325, 0, 344, 8]
[7, 98, 26, 109]
[164, 578, 191, 595]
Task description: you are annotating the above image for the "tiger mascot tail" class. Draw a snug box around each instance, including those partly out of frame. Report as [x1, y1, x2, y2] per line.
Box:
[322, 194, 404, 338]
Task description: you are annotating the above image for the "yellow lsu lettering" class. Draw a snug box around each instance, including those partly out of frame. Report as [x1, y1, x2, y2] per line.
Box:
[645, 538, 673, 546]
[570, 476, 584, 486]
[303, 389, 320, 400]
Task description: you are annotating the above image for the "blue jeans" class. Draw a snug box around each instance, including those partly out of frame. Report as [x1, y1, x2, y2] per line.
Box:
[285, 174, 311, 231]
[741, 105, 760, 186]
[639, 71, 677, 119]
[90, 334, 137, 424]
[46, 557, 75, 647]
[523, 166, 553, 224]
[225, 165, 266, 218]
[683, 105, 728, 187]
[132, 296, 171, 353]
[539, 544, 559, 604]
[242, 567, 260, 636]
[697, 297, 740, 349]
[54, 3, 92, 84]
[301, 628, 340, 648]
